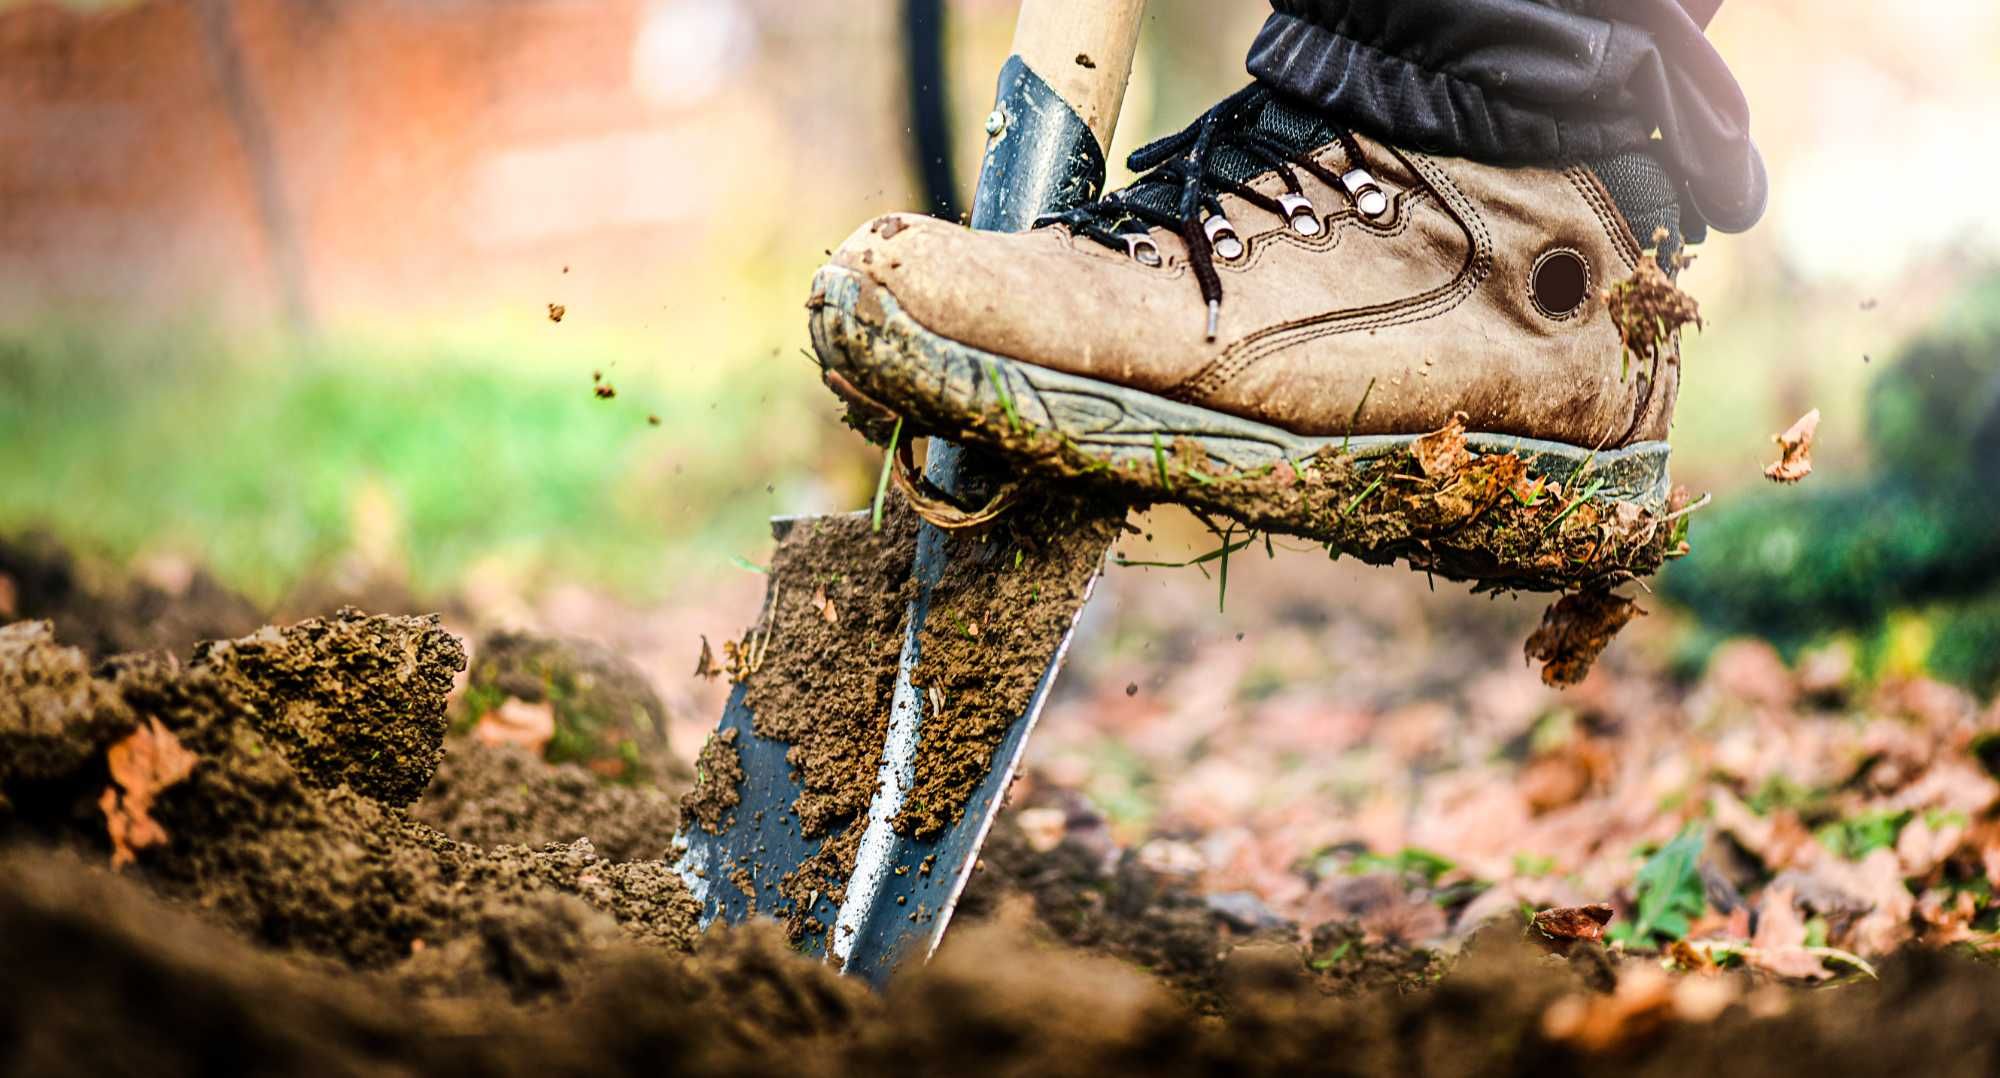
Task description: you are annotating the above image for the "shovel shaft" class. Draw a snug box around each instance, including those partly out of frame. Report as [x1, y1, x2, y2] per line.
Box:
[1008, 0, 1146, 152]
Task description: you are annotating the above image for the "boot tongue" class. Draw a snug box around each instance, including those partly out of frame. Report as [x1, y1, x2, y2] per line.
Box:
[1111, 91, 1340, 218]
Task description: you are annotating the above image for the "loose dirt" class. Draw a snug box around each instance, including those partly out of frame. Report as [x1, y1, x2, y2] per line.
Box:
[6, 585, 2000, 1075]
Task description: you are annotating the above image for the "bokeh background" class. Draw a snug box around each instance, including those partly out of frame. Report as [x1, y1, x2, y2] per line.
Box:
[6, 0, 2000, 940]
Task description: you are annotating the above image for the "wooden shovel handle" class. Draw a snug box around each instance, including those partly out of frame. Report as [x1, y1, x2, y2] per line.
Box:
[1008, 0, 1148, 152]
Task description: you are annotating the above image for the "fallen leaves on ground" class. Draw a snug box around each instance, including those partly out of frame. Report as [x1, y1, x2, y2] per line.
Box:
[1531, 903, 1614, 947]
[99, 718, 200, 869]
[1764, 409, 1820, 483]
[1524, 589, 1644, 687]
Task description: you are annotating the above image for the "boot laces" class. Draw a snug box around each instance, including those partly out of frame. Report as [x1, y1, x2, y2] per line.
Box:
[1037, 85, 1380, 341]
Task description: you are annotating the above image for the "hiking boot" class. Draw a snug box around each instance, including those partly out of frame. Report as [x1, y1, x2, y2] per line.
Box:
[807, 85, 1699, 587]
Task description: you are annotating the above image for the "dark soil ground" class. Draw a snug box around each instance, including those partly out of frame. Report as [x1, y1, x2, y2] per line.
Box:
[4, 542, 2000, 1076]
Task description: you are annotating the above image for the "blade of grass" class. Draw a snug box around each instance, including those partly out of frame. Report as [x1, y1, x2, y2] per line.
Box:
[730, 554, 769, 574]
[1341, 376, 1377, 455]
[1542, 476, 1606, 534]
[1341, 473, 1386, 519]
[1114, 534, 1255, 570]
[1217, 525, 1235, 612]
[1152, 432, 1173, 492]
[983, 361, 1022, 433]
[870, 416, 903, 533]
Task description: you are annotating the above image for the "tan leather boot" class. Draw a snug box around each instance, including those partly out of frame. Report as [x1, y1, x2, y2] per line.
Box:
[809, 87, 1695, 587]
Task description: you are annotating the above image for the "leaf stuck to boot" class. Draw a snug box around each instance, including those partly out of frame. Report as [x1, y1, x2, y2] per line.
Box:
[1603, 241, 1702, 377]
[1524, 588, 1645, 687]
[1764, 408, 1821, 484]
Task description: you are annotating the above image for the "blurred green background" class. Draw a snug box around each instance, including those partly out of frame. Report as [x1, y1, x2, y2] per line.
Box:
[2, 0, 1997, 679]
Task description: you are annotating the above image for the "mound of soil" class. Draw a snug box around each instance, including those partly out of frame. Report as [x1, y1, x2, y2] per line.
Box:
[6, 601, 2000, 1076]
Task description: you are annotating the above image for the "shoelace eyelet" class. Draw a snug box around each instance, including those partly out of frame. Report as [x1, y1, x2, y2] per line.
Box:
[1340, 168, 1390, 219]
[1279, 193, 1322, 237]
[1123, 233, 1164, 267]
[1203, 215, 1245, 261]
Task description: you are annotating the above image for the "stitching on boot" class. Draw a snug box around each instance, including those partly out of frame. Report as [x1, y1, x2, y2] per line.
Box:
[1169, 148, 1492, 410]
[1564, 166, 1642, 271]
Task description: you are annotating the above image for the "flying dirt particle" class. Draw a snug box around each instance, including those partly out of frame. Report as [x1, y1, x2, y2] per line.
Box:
[1859, 297, 1877, 310]
[99, 718, 199, 869]
[1074, 52, 1095, 69]
[647, 414, 661, 426]
[1764, 409, 1820, 484]
[1530, 903, 1615, 951]
[561, 265, 569, 274]
[592, 370, 602, 382]
[1524, 589, 1644, 688]
[594, 383, 616, 400]
[694, 635, 719, 681]
[548, 303, 565, 323]
[1603, 243, 1701, 374]
[1125, 682, 1137, 697]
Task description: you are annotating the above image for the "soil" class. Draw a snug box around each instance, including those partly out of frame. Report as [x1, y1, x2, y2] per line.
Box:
[680, 727, 743, 835]
[456, 629, 686, 785]
[736, 503, 916, 929]
[6, 552, 2000, 1075]
[897, 491, 1122, 838]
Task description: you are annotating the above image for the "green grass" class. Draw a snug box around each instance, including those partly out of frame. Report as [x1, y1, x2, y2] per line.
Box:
[0, 320, 825, 603]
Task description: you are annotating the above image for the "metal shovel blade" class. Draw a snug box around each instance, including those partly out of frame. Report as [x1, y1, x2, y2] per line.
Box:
[670, 55, 1122, 984]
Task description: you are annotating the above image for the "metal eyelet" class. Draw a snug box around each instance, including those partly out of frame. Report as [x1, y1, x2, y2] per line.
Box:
[1203, 214, 1245, 261]
[1278, 192, 1322, 237]
[1122, 233, 1163, 267]
[1340, 168, 1390, 219]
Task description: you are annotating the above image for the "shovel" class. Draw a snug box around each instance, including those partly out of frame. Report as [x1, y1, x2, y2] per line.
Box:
[673, 0, 1148, 986]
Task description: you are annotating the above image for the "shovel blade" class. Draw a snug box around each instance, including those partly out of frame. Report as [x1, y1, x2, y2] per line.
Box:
[673, 483, 1116, 984]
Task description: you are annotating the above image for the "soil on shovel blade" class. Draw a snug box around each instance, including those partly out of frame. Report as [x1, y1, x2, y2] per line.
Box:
[721, 490, 1119, 937]
[5, 560, 2000, 1076]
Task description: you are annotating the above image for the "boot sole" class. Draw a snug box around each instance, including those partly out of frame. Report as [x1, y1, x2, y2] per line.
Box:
[809, 264, 1677, 588]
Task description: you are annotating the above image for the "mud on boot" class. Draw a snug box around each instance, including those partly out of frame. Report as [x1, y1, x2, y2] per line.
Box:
[808, 86, 1701, 590]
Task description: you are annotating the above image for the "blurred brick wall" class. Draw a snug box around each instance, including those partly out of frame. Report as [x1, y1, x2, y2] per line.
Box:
[0, 0, 796, 327]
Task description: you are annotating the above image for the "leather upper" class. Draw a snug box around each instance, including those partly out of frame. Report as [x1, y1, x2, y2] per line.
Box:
[830, 133, 1675, 448]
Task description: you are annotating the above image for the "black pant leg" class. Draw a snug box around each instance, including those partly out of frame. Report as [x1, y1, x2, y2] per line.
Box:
[1247, 0, 1765, 234]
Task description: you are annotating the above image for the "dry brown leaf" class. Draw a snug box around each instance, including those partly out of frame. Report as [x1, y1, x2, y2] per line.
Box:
[1411, 412, 1473, 479]
[1524, 589, 1644, 688]
[810, 586, 839, 625]
[472, 697, 556, 754]
[1748, 886, 1830, 980]
[1763, 408, 1820, 483]
[100, 718, 200, 870]
[1531, 903, 1614, 944]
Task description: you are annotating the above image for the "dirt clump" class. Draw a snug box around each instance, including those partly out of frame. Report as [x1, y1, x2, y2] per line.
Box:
[0, 532, 263, 660]
[0, 614, 701, 996]
[736, 503, 917, 930]
[457, 629, 685, 785]
[681, 727, 744, 835]
[413, 736, 684, 862]
[195, 606, 464, 807]
[897, 492, 1120, 837]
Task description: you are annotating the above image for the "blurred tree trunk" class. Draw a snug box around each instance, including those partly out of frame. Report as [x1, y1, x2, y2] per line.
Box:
[194, 0, 314, 334]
